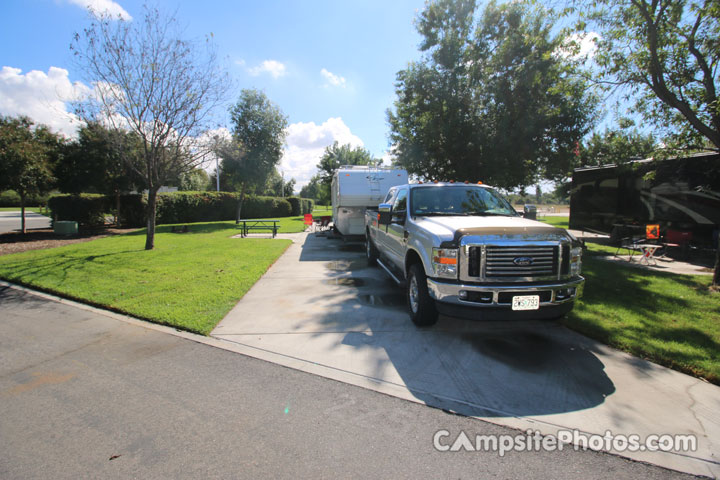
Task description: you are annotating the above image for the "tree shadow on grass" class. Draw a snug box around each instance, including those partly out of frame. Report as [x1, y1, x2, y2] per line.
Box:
[566, 257, 720, 383]
[122, 222, 238, 237]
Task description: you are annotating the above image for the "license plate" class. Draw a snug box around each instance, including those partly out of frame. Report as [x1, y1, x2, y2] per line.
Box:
[512, 295, 540, 311]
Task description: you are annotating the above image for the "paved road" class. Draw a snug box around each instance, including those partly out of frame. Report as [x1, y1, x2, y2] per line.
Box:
[0, 210, 51, 233]
[0, 285, 695, 479]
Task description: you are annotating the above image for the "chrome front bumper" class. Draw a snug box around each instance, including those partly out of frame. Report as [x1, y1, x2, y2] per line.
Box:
[426, 276, 584, 307]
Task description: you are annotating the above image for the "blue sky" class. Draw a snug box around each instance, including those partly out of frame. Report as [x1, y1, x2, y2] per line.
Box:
[1, 0, 428, 188]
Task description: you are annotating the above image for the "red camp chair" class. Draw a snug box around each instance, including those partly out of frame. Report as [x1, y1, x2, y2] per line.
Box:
[303, 214, 314, 232]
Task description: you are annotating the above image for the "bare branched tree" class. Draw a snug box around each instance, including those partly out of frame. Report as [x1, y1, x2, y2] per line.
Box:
[71, 6, 230, 249]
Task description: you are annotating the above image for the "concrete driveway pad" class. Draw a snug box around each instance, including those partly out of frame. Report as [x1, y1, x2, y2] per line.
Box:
[213, 232, 720, 477]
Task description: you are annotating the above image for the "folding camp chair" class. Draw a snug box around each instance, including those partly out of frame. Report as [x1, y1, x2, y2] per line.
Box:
[303, 214, 314, 232]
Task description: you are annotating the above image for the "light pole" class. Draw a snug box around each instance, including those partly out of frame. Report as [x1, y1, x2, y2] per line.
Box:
[216, 155, 220, 192]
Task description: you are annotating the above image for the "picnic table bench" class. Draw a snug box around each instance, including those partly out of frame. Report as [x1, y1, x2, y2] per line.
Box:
[237, 219, 279, 238]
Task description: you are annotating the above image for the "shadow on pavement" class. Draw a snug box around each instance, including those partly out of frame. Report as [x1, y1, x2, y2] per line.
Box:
[297, 232, 616, 418]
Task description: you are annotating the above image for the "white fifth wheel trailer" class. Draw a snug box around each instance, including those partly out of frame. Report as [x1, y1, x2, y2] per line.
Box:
[331, 166, 408, 237]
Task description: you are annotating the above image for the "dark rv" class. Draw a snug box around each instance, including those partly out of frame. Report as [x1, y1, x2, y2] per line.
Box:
[569, 153, 720, 248]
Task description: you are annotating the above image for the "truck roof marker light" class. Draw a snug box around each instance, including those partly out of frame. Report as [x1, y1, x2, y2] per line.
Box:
[464, 181, 469, 184]
[477, 181, 483, 185]
[449, 180, 455, 183]
[345, 174, 350, 176]
[434, 180, 438, 183]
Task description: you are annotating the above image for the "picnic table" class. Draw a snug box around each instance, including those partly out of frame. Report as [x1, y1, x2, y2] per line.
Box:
[237, 219, 279, 238]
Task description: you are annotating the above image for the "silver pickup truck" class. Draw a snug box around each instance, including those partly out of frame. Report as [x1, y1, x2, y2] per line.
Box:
[365, 183, 584, 326]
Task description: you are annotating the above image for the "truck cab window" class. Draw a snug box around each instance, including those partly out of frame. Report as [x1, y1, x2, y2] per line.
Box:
[393, 188, 408, 213]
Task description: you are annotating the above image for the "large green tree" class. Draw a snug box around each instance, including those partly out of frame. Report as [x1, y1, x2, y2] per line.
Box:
[0, 116, 58, 233]
[577, 0, 719, 151]
[178, 168, 210, 191]
[220, 89, 288, 220]
[57, 122, 144, 224]
[299, 175, 325, 204]
[315, 141, 376, 195]
[388, 0, 598, 189]
[578, 124, 657, 166]
[261, 168, 295, 197]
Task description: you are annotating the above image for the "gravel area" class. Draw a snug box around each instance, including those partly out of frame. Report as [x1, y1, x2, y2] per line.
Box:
[0, 228, 139, 256]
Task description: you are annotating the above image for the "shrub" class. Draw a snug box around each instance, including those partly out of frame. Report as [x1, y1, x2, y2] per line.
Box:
[301, 198, 314, 214]
[287, 197, 302, 216]
[241, 196, 292, 219]
[98, 191, 294, 227]
[0, 190, 51, 207]
[118, 194, 146, 228]
[48, 194, 108, 226]
[155, 191, 238, 224]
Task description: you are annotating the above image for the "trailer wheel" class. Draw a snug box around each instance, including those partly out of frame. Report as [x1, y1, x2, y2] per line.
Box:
[407, 263, 438, 326]
[366, 235, 378, 266]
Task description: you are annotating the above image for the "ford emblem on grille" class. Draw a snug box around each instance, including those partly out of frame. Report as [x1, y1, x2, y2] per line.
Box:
[513, 256, 534, 266]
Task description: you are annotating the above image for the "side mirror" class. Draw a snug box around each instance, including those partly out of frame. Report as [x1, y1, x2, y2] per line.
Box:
[378, 203, 392, 225]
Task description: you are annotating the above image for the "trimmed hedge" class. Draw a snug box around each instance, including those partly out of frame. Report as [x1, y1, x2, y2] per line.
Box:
[242, 195, 292, 219]
[48, 194, 108, 226]
[155, 191, 238, 224]
[118, 194, 146, 228]
[49, 191, 296, 228]
[287, 197, 302, 216]
[0, 190, 51, 207]
[301, 198, 314, 214]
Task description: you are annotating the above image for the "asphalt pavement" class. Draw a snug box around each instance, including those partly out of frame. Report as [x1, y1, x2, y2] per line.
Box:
[0, 210, 51, 233]
[0, 285, 698, 479]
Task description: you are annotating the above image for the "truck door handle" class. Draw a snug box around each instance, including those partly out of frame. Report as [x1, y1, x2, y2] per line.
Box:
[403, 230, 409, 240]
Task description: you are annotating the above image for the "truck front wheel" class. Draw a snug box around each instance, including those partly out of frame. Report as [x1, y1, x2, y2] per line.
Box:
[407, 263, 438, 326]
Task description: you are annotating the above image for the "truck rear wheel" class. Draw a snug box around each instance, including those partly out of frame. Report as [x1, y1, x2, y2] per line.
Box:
[407, 263, 438, 326]
[366, 235, 378, 266]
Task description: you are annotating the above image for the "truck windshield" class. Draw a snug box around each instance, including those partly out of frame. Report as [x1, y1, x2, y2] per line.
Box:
[410, 186, 517, 217]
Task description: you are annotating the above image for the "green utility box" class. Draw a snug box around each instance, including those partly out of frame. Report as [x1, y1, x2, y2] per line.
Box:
[54, 221, 78, 235]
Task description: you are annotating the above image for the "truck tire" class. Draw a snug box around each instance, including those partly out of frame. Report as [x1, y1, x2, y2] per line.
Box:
[366, 235, 378, 266]
[407, 263, 438, 326]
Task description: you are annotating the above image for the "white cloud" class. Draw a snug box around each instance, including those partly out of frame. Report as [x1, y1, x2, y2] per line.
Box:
[248, 60, 287, 79]
[282, 117, 364, 189]
[320, 68, 346, 88]
[67, 0, 132, 20]
[0, 66, 91, 138]
[558, 32, 601, 60]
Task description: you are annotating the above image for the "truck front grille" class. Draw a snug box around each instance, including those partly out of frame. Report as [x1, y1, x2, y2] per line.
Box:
[468, 245, 559, 279]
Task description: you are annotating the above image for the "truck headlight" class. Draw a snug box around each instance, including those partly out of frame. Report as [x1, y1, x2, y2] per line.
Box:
[570, 246, 582, 275]
[432, 248, 458, 279]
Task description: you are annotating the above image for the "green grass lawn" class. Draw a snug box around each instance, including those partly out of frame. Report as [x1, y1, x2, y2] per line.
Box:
[536, 215, 569, 230]
[565, 257, 720, 384]
[0, 222, 291, 335]
[0, 207, 47, 215]
[537, 215, 719, 383]
[312, 205, 332, 215]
